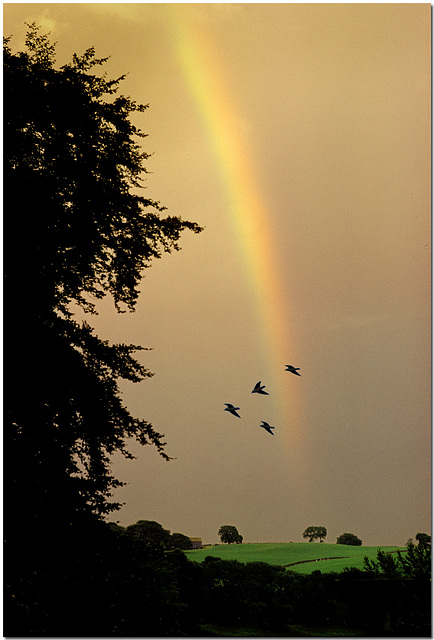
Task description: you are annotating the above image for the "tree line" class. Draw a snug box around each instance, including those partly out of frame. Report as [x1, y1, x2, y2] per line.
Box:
[219, 525, 362, 545]
[110, 520, 195, 550]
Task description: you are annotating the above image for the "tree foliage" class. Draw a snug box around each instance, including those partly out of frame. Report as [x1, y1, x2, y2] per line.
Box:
[125, 520, 172, 550]
[363, 543, 431, 579]
[218, 525, 243, 544]
[171, 532, 194, 550]
[336, 532, 362, 546]
[4, 23, 201, 318]
[302, 526, 327, 543]
[415, 532, 431, 549]
[4, 23, 202, 524]
[4, 24, 202, 634]
[111, 520, 194, 550]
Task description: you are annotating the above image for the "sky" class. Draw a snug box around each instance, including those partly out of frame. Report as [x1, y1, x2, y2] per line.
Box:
[3, 2, 431, 547]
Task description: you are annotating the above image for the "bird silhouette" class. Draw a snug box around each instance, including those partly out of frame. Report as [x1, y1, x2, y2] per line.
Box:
[285, 365, 300, 376]
[224, 403, 241, 418]
[252, 381, 269, 395]
[260, 421, 275, 435]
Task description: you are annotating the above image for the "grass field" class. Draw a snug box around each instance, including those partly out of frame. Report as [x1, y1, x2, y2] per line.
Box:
[184, 542, 405, 574]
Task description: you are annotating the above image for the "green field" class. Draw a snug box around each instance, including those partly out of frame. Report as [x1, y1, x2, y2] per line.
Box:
[184, 542, 405, 574]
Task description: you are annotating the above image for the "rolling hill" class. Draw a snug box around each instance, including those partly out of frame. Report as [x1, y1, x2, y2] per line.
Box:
[184, 542, 405, 574]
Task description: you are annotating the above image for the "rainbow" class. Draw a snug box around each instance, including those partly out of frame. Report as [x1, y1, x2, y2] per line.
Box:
[163, 6, 302, 444]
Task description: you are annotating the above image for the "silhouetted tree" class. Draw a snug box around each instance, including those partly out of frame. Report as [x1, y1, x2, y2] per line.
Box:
[397, 542, 431, 578]
[125, 520, 172, 550]
[363, 543, 431, 579]
[363, 549, 400, 577]
[218, 525, 243, 544]
[336, 532, 362, 546]
[171, 532, 194, 550]
[415, 532, 431, 549]
[4, 23, 201, 635]
[303, 526, 327, 543]
[4, 23, 201, 520]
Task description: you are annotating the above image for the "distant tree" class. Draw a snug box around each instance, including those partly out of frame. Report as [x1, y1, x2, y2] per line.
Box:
[303, 526, 327, 543]
[171, 533, 194, 550]
[125, 520, 172, 550]
[406, 538, 414, 548]
[415, 533, 431, 549]
[218, 525, 243, 544]
[336, 532, 362, 546]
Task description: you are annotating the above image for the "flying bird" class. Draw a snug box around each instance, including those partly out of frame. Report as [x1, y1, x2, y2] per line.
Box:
[224, 403, 241, 418]
[285, 365, 300, 376]
[252, 381, 269, 395]
[260, 421, 275, 435]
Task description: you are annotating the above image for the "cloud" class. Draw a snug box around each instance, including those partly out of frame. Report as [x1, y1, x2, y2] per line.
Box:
[86, 3, 152, 24]
[178, 3, 246, 23]
[36, 13, 58, 34]
[85, 3, 245, 27]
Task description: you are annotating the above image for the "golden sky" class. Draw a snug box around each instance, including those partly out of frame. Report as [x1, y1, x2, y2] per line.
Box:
[3, 3, 431, 545]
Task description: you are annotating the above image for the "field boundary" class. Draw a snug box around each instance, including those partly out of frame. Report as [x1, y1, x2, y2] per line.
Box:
[283, 548, 403, 568]
[284, 556, 349, 567]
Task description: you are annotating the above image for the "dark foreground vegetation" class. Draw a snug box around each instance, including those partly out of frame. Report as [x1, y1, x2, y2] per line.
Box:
[5, 521, 431, 636]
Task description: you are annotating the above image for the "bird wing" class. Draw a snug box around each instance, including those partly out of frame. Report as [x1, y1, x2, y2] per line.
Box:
[260, 423, 275, 435]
